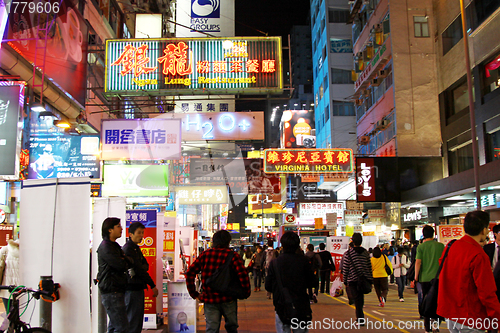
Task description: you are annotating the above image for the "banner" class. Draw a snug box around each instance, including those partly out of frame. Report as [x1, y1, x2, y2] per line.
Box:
[0, 82, 24, 179]
[299, 202, 344, 222]
[168, 282, 197, 333]
[126, 210, 158, 326]
[437, 225, 465, 245]
[101, 119, 181, 161]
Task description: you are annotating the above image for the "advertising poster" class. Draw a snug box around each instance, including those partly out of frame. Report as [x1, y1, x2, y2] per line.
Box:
[126, 210, 158, 328]
[5, 1, 88, 106]
[168, 282, 196, 333]
[28, 135, 100, 179]
[327, 236, 350, 276]
[102, 164, 169, 197]
[0, 224, 14, 246]
[437, 225, 465, 245]
[280, 110, 315, 149]
[175, 0, 234, 37]
[355, 157, 400, 202]
[0, 83, 24, 180]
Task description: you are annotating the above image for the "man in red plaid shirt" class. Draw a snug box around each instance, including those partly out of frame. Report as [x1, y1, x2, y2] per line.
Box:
[186, 230, 251, 333]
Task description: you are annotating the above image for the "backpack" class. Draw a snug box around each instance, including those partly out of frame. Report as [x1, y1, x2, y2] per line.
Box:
[204, 251, 250, 300]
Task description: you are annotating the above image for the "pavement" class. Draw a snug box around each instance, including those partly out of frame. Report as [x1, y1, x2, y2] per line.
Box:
[193, 284, 450, 333]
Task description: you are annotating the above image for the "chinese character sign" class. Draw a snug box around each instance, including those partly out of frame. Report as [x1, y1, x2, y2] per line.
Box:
[264, 149, 353, 173]
[437, 225, 465, 245]
[177, 186, 228, 205]
[105, 37, 282, 95]
[101, 119, 181, 160]
[299, 202, 344, 221]
[126, 210, 158, 315]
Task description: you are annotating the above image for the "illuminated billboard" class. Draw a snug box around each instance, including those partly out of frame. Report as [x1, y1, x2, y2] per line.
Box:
[264, 149, 354, 174]
[102, 164, 169, 197]
[105, 37, 282, 95]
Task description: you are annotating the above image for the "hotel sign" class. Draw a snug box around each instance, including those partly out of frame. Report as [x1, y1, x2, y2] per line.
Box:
[264, 149, 353, 173]
[105, 37, 283, 96]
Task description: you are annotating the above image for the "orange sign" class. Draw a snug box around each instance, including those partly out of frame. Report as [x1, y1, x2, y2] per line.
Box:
[264, 149, 354, 173]
[163, 230, 175, 252]
[437, 225, 465, 245]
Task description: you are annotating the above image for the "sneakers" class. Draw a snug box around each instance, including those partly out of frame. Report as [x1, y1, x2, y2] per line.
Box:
[254, 288, 258, 292]
[399, 298, 404, 302]
[379, 297, 385, 307]
[312, 294, 318, 303]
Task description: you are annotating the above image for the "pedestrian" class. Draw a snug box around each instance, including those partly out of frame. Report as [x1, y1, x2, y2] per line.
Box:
[263, 240, 279, 299]
[391, 246, 410, 302]
[342, 233, 373, 326]
[388, 247, 396, 285]
[243, 247, 253, 271]
[122, 222, 159, 333]
[414, 225, 444, 333]
[317, 242, 335, 295]
[185, 230, 251, 333]
[265, 231, 315, 333]
[340, 242, 355, 305]
[251, 245, 265, 291]
[304, 243, 322, 303]
[0, 238, 19, 310]
[438, 211, 500, 332]
[483, 224, 500, 269]
[96, 217, 131, 333]
[238, 245, 245, 259]
[370, 247, 392, 307]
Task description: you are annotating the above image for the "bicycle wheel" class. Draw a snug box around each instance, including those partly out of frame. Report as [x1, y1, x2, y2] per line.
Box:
[24, 328, 51, 333]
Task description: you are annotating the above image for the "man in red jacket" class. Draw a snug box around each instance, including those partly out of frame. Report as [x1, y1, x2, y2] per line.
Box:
[437, 210, 500, 332]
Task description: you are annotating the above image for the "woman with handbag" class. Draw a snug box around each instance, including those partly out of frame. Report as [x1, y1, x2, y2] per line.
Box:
[371, 247, 393, 307]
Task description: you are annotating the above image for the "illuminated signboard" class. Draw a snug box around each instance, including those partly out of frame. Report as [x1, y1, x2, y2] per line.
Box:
[264, 149, 353, 173]
[101, 119, 181, 161]
[299, 202, 344, 221]
[102, 164, 169, 197]
[105, 37, 282, 95]
[160, 112, 264, 141]
[177, 185, 228, 205]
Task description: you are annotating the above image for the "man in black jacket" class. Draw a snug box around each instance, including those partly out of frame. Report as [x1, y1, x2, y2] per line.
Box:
[317, 242, 335, 294]
[265, 231, 315, 332]
[123, 222, 159, 333]
[97, 217, 131, 333]
[483, 224, 500, 269]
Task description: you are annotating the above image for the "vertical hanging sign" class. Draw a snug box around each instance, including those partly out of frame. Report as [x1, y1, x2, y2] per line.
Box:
[126, 209, 158, 328]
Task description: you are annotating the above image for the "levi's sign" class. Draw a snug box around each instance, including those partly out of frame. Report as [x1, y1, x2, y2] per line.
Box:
[264, 149, 353, 173]
[105, 37, 282, 95]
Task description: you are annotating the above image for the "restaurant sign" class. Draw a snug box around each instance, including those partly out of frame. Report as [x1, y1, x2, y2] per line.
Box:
[105, 37, 282, 95]
[264, 149, 353, 174]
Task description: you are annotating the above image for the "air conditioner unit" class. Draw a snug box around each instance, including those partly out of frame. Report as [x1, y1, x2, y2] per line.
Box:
[378, 70, 388, 78]
[359, 135, 370, 144]
[355, 99, 364, 106]
[348, 0, 356, 4]
[375, 119, 390, 130]
[362, 89, 370, 97]
[371, 78, 381, 87]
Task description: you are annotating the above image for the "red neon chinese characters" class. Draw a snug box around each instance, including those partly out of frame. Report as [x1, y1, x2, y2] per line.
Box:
[262, 60, 276, 73]
[440, 228, 452, 238]
[213, 61, 227, 73]
[282, 151, 294, 164]
[295, 152, 308, 163]
[267, 151, 280, 163]
[157, 41, 192, 76]
[230, 61, 244, 73]
[337, 151, 350, 163]
[323, 151, 335, 164]
[246, 60, 259, 73]
[310, 152, 321, 163]
[452, 227, 463, 237]
[111, 44, 157, 77]
[197, 61, 210, 73]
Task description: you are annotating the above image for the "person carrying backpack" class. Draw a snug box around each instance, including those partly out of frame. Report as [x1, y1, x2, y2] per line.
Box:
[305, 244, 322, 303]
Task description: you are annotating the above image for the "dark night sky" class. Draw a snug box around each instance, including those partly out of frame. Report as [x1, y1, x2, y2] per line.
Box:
[235, 0, 311, 43]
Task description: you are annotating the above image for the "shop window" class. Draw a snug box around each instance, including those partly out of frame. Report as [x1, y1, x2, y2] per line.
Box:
[448, 142, 473, 175]
[483, 54, 500, 97]
[414, 16, 429, 37]
[442, 16, 463, 56]
[488, 130, 500, 161]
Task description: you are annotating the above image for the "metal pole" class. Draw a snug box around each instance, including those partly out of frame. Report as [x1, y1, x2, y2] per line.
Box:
[39, 276, 52, 331]
[459, 0, 482, 209]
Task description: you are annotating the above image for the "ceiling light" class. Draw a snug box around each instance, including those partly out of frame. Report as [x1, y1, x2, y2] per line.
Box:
[38, 111, 57, 118]
[30, 103, 46, 112]
[53, 120, 71, 129]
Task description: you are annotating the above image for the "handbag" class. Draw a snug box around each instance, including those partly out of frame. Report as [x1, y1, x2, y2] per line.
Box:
[383, 255, 393, 276]
[419, 239, 456, 318]
[205, 251, 250, 300]
[348, 250, 372, 294]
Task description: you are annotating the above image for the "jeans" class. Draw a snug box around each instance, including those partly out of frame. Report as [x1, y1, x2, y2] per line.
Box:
[253, 268, 263, 288]
[417, 281, 435, 332]
[307, 272, 319, 299]
[204, 301, 238, 333]
[101, 292, 129, 333]
[373, 277, 389, 302]
[319, 270, 331, 294]
[124, 289, 144, 333]
[447, 320, 484, 333]
[348, 281, 365, 321]
[395, 276, 406, 299]
[275, 312, 309, 333]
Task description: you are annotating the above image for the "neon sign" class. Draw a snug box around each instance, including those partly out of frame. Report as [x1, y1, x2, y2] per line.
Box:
[105, 37, 283, 96]
[264, 149, 354, 173]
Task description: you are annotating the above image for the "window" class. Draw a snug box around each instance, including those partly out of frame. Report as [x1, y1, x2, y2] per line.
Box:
[319, 84, 324, 100]
[320, 17, 326, 33]
[331, 68, 352, 84]
[452, 81, 470, 115]
[328, 9, 349, 23]
[325, 105, 330, 122]
[474, 0, 500, 29]
[448, 143, 473, 175]
[331, 101, 355, 116]
[488, 130, 500, 161]
[442, 16, 463, 55]
[483, 54, 500, 97]
[414, 16, 429, 37]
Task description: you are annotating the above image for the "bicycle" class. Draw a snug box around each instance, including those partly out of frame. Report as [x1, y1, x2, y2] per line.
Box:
[0, 285, 53, 333]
